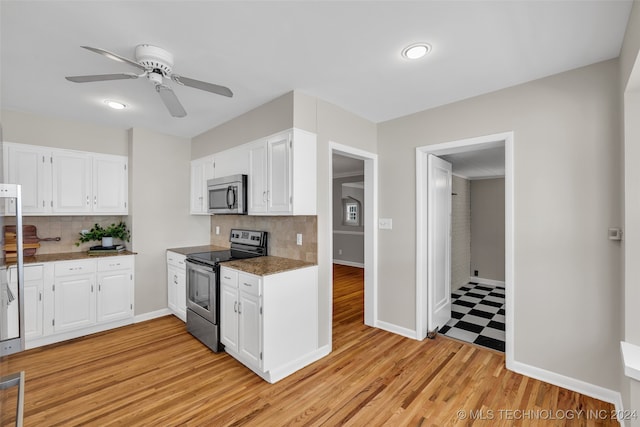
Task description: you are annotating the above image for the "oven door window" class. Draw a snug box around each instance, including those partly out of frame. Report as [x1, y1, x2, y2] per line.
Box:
[209, 185, 237, 211]
[187, 265, 216, 322]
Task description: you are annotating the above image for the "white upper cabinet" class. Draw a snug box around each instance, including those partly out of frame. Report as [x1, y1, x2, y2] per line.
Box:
[3, 143, 52, 214]
[190, 154, 215, 214]
[92, 154, 128, 213]
[214, 145, 249, 178]
[52, 151, 93, 213]
[3, 142, 128, 216]
[248, 129, 317, 216]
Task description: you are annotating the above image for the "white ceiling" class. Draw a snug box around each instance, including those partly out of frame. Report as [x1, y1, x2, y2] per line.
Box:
[0, 1, 633, 139]
[441, 146, 505, 179]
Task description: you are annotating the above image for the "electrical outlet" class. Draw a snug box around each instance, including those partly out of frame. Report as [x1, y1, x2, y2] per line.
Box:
[215, 226, 220, 235]
[296, 233, 302, 246]
[474, 270, 478, 277]
[338, 249, 342, 255]
[379, 218, 393, 229]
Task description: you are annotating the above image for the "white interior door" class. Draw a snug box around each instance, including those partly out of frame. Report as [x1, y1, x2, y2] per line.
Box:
[427, 154, 452, 333]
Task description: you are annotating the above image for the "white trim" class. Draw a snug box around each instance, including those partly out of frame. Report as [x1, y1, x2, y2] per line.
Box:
[416, 131, 515, 368]
[342, 182, 364, 189]
[329, 142, 378, 336]
[333, 230, 365, 236]
[509, 359, 624, 421]
[621, 341, 640, 381]
[468, 277, 506, 287]
[375, 320, 418, 340]
[134, 308, 172, 323]
[333, 260, 365, 268]
[26, 318, 133, 349]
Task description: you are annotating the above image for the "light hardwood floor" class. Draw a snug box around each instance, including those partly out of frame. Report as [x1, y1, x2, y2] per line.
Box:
[1, 264, 616, 426]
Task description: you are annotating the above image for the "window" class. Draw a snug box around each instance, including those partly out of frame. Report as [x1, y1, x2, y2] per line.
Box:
[342, 197, 361, 226]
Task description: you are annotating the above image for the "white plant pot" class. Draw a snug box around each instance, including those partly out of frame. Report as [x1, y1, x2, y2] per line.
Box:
[102, 237, 113, 247]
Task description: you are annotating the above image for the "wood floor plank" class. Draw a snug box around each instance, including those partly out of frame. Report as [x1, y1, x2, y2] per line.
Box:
[1, 264, 617, 426]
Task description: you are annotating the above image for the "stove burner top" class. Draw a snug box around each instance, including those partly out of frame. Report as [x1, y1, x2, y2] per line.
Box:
[186, 229, 268, 267]
[187, 249, 262, 265]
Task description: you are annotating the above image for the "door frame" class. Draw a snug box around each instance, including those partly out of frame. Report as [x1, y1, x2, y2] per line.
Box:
[416, 131, 514, 365]
[329, 142, 378, 328]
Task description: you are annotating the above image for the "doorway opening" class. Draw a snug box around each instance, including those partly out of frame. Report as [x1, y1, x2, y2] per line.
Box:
[416, 132, 514, 362]
[329, 143, 378, 346]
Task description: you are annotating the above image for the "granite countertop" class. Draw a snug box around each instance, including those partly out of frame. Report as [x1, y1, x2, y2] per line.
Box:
[166, 245, 229, 255]
[9, 250, 136, 266]
[222, 256, 316, 276]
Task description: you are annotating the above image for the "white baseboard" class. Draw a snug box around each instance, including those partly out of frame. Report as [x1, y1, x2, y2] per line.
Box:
[134, 308, 172, 323]
[375, 320, 418, 340]
[508, 359, 624, 424]
[333, 259, 365, 268]
[469, 276, 505, 287]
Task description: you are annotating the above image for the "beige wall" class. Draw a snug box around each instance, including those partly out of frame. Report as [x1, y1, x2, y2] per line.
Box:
[470, 178, 505, 282]
[1, 110, 128, 155]
[378, 59, 622, 391]
[128, 128, 209, 315]
[191, 92, 294, 159]
[451, 176, 471, 291]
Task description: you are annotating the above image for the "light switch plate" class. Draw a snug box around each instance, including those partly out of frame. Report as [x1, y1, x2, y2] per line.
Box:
[379, 218, 393, 229]
[296, 233, 303, 245]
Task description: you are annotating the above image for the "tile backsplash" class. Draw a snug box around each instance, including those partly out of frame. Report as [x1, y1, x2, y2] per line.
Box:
[210, 215, 317, 263]
[3, 216, 127, 255]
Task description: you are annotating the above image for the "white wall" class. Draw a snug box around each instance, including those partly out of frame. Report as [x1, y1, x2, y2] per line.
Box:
[128, 128, 209, 315]
[378, 59, 623, 391]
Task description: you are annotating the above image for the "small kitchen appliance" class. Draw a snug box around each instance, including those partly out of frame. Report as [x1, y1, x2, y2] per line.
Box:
[207, 174, 247, 215]
[185, 229, 267, 352]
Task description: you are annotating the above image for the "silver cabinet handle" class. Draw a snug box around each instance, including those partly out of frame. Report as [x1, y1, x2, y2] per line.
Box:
[94, 196, 97, 206]
[224, 276, 231, 280]
[173, 275, 178, 284]
[91, 284, 94, 292]
[234, 301, 238, 313]
[243, 282, 252, 287]
[86, 195, 90, 206]
[237, 302, 241, 314]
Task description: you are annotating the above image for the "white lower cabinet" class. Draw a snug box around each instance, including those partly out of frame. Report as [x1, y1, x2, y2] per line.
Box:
[166, 251, 186, 321]
[9, 264, 45, 339]
[24, 255, 134, 349]
[220, 264, 321, 383]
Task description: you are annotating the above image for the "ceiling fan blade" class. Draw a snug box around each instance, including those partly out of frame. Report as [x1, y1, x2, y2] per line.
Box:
[66, 73, 139, 83]
[156, 84, 186, 118]
[80, 46, 147, 71]
[171, 74, 233, 98]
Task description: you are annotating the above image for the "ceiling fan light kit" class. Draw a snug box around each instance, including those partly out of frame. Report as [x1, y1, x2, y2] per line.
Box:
[65, 44, 233, 118]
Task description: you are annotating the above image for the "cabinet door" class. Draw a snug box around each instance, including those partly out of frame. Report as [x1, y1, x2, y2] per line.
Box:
[4, 144, 51, 214]
[248, 141, 268, 214]
[93, 155, 128, 214]
[53, 273, 96, 332]
[167, 264, 178, 313]
[214, 146, 249, 178]
[220, 283, 239, 352]
[24, 279, 44, 339]
[97, 270, 131, 323]
[175, 268, 186, 321]
[52, 151, 92, 213]
[190, 156, 215, 214]
[239, 291, 261, 369]
[267, 133, 292, 213]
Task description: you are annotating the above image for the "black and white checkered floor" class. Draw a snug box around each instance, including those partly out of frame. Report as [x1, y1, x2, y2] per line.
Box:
[440, 282, 506, 352]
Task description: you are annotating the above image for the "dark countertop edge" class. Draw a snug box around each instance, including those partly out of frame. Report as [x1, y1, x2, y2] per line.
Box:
[7, 251, 137, 266]
[166, 245, 230, 255]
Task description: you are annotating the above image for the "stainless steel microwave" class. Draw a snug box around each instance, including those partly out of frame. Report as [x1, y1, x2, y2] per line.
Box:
[207, 174, 247, 215]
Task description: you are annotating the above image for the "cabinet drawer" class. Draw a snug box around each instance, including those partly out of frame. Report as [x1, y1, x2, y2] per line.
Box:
[97, 256, 133, 272]
[238, 272, 260, 296]
[54, 259, 96, 276]
[8, 264, 44, 283]
[220, 267, 238, 288]
[166, 251, 186, 268]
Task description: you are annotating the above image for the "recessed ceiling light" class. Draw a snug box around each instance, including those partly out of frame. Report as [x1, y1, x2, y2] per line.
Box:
[401, 43, 432, 60]
[104, 100, 126, 110]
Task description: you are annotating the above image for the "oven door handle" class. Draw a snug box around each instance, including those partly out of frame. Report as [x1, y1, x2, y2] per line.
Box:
[185, 259, 216, 274]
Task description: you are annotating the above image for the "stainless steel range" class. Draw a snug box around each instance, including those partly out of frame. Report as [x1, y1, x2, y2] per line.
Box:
[185, 229, 267, 352]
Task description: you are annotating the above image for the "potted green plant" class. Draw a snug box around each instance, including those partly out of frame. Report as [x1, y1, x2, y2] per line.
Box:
[76, 222, 131, 247]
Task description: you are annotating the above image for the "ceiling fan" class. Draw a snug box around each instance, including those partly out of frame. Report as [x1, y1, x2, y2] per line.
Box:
[65, 44, 233, 118]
